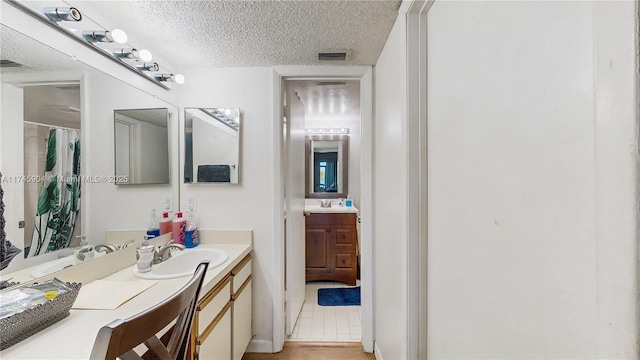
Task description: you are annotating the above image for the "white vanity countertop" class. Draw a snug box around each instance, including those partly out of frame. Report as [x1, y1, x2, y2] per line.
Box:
[305, 204, 359, 214]
[0, 243, 252, 359]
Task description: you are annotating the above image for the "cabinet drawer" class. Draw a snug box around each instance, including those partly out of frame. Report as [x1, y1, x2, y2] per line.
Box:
[334, 252, 355, 270]
[232, 256, 252, 294]
[333, 227, 355, 246]
[306, 213, 357, 225]
[197, 281, 231, 337]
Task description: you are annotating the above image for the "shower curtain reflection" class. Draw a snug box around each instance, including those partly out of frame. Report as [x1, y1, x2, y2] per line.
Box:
[26, 127, 81, 257]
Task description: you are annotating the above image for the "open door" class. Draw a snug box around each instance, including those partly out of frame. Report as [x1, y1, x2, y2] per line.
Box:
[284, 82, 306, 335]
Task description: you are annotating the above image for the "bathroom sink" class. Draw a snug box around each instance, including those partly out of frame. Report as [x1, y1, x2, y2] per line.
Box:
[132, 248, 229, 280]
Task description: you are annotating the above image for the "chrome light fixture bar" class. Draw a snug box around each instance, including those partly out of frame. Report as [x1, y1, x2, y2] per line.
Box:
[112, 48, 153, 62]
[5, 0, 175, 90]
[82, 29, 128, 44]
[154, 73, 185, 84]
[43, 7, 81, 22]
[135, 62, 160, 72]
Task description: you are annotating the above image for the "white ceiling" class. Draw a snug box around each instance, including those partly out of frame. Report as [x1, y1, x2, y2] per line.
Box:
[69, 0, 401, 68]
[289, 80, 360, 119]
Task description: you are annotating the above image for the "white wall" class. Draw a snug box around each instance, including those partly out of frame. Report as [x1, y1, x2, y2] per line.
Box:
[372, 4, 408, 359]
[426, 1, 638, 359]
[178, 67, 276, 349]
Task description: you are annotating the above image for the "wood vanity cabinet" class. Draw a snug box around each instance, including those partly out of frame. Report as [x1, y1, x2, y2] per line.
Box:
[305, 213, 358, 286]
[190, 254, 252, 360]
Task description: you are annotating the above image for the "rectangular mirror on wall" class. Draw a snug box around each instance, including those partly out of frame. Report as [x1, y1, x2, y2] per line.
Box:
[184, 108, 240, 184]
[305, 134, 349, 199]
[114, 108, 170, 185]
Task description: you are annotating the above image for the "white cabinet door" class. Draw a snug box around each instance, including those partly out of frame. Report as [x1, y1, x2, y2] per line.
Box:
[233, 279, 252, 360]
[198, 307, 231, 360]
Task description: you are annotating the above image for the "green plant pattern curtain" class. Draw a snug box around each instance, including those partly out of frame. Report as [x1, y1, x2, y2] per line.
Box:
[27, 129, 80, 257]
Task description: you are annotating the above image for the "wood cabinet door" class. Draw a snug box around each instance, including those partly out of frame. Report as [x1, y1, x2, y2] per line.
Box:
[305, 226, 330, 270]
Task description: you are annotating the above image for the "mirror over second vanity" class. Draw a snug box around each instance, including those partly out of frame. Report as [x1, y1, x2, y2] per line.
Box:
[305, 134, 349, 199]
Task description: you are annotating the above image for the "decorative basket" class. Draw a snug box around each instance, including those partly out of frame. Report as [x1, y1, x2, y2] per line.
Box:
[0, 281, 81, 350]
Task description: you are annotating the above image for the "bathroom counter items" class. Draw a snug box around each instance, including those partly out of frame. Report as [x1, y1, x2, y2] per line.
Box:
[305, 204, 359, 214]
[0, 235, 252, 359]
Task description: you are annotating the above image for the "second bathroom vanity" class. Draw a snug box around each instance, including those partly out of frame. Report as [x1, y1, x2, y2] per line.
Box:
[305, 204, 359, 286]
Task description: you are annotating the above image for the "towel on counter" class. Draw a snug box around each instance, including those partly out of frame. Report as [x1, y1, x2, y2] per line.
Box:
[197, 165, 230, 183]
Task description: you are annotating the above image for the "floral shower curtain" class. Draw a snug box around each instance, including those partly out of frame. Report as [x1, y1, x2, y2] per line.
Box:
[27, 128, 81, 257]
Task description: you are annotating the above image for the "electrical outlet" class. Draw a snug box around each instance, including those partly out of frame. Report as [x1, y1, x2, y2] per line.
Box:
[187, 195, 196, 213]
[163, 195, 172, 211]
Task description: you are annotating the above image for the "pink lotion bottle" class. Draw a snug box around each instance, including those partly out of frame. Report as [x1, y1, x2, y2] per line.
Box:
[172, 212, 187, 244]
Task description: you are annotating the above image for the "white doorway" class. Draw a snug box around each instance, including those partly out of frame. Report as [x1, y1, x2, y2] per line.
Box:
[272, 66, 374, 352]
[285, 79, 362, 343]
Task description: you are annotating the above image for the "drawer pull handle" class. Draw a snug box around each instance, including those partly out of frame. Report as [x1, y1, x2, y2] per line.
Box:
[341, 235, 346, 240]
[327, 229, 331, 233]
[342, 259, 346, 264]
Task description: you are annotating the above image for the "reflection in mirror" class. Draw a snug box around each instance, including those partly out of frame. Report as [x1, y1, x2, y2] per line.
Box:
[1, 23, 179, 284]
[114, 108, 170, 185]
[1, 24, 89, 268]
[184, 108, 240, 184]
[305, 134, 349, 199]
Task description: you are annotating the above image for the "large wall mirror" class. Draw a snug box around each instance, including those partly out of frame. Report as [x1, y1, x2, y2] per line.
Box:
[114, 108, 170, 185]
[0, 23, 179, 284]
[184, 108, 240, 184]
[305, 134, 349, 199]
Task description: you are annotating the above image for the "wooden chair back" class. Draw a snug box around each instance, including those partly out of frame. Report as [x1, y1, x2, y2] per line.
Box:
[89, 261, 209, 360]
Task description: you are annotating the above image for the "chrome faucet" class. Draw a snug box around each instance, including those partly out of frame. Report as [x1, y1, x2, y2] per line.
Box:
[94, 243, 118, 253]
[319, 200, 333, 208]
[121, 239, 135, 249]
[153, 242, 185, 264]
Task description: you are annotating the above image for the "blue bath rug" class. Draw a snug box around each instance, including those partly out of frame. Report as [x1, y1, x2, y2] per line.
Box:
[318, 287, 361, 306]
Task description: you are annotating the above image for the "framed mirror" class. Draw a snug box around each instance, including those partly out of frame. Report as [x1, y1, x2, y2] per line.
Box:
[114, 108, 170, 185]
[184, 108, 240, 184]
[305, 134, 349, 199]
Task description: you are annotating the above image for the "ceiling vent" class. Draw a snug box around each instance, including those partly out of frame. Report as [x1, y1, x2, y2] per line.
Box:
[0, 59, 25, 68]
[317, 50, 351, 62]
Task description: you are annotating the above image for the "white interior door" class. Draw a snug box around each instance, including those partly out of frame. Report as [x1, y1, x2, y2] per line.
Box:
[285, 83, 306, 335]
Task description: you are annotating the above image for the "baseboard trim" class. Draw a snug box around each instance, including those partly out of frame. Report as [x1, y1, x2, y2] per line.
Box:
[374, 342, 384, 360]
[285, 341, 362, 348]
[245, 339, 274, 353]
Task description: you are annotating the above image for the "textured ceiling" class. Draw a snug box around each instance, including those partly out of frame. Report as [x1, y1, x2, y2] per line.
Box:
[69, 0, 402, 67]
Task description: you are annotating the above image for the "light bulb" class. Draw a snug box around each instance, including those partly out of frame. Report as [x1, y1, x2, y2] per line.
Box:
[137, 49, 153, 62]
[173, 74, 185, 84]
[110, 29, 128, 44]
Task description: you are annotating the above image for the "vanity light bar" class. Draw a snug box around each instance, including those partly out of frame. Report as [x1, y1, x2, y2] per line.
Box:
[3, 0, 179, 90]
[305, 128, 349, 134]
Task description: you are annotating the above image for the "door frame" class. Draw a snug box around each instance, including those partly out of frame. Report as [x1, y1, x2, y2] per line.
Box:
[271, 66, 373, 352]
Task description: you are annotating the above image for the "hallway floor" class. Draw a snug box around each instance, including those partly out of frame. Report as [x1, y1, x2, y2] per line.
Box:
[242, 343, 375, 360]
[287, 281, 362, 342]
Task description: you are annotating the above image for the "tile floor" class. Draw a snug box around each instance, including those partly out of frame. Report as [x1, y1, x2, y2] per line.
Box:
[287, 281, 362, 342]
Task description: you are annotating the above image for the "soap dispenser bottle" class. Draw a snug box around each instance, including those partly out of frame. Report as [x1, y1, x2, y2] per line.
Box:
[345, 194, 353, 207]
[159, 211, 172, 235]
[184, 210, 200, 248]
[146, 209, 160, 239]
[172, 212, 187, 244]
